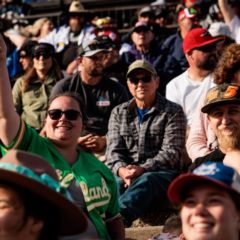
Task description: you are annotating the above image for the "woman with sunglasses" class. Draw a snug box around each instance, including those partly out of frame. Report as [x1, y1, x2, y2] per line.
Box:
[12, 42, 63, 132]
[0, 35, 124, 240]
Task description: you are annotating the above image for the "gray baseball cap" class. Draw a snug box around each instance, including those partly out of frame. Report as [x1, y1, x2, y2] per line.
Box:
[78, 39, 108, 57]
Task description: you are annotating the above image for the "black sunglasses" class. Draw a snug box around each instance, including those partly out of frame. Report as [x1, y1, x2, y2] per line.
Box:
[48, 109, 81, 121]
[33, 52, 52, 60]
[195, 44, 216, 53]
[84, 43, 107, 52]
[128, 76, 152, 84]
[134, 27, 150, 33]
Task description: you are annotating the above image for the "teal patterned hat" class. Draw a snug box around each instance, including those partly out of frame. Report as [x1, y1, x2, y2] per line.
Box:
[0, 150, 87, 235]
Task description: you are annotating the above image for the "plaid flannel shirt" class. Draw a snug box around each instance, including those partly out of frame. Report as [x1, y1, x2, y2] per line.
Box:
[106, 93, 186, 175]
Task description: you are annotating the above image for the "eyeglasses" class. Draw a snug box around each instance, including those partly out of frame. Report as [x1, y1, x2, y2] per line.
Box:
[33, 52, 52, 60]
[128, 76, 152, 84]
[48, 109, 81, 121]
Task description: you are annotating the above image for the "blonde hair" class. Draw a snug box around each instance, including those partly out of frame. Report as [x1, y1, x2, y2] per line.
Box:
[23, 18, 50, 37]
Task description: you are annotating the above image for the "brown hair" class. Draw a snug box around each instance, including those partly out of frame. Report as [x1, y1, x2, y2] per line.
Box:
[214, 43, 240, 85]
[21, 58, 62, 92]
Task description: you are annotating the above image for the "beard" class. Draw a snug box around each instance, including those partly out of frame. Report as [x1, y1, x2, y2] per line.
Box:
[88, 68, 103, 77]
[216, 126, 240, 150]
[197, 54, 217, 71]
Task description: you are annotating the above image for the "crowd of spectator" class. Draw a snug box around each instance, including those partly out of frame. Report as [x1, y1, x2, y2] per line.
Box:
[0, 0, 240, 239]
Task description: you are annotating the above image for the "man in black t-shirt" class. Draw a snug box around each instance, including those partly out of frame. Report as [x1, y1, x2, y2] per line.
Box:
[51, 38, 129, 160]
[190, 83, 240, 173]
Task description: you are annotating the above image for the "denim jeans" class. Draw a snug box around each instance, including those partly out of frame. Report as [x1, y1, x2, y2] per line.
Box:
[115, 170, 178, 224]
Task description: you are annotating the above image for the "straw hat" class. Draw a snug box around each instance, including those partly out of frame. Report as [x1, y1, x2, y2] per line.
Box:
[68, 0, 89, 14]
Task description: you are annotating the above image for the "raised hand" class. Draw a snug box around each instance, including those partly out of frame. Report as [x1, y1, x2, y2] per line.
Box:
[0, 34, 7, 61]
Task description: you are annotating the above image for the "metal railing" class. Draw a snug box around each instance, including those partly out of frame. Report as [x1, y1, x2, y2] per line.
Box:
[8, 1, 178, 30]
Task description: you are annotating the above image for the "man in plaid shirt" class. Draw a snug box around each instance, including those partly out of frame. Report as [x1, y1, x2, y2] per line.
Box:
[106, 59, 186, 226]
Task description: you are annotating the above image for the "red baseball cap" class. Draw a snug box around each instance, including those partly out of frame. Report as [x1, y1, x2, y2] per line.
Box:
[178, 7, 198, 22]
[183, 27, 223, 54]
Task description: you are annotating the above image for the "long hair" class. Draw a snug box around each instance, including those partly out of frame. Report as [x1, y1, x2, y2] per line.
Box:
[214, 43, 240, 85]
[21, 58, 63, 92]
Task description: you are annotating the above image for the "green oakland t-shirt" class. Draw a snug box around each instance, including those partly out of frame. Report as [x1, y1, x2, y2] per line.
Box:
[1, 121, 120, 240]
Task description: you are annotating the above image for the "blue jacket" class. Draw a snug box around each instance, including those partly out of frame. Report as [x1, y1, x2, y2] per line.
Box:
[158, 31, 188, 79]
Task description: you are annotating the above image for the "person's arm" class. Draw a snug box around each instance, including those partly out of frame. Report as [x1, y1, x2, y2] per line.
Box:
[218, 0, 236, 24]
[0, 34, 20, 146]
[223, 149, 240, 174]
[140, 106, 187, 171]
[186, 109, 212, 161]
[12, 78, 23, 115]
[106, 216, 125, 240]
[78, 134, 106, 152]
[105, 170, 125, 239]
[4, 30, 27, 50]
[106, 105, 130, 175]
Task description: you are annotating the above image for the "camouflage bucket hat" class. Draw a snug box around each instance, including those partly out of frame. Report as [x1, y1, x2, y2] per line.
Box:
[201, 83, 240, 113]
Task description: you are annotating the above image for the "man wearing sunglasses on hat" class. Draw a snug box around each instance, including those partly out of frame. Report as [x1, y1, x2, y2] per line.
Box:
[106, 59, 186, 226]
[51, 37, 129, 161]
[0, 34, 125, 240]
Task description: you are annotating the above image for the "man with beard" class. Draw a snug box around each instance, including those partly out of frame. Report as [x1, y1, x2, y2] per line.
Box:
[50, 38, 129, 160]
[189, 83, 240, 173]
[166, 28, 223, 132]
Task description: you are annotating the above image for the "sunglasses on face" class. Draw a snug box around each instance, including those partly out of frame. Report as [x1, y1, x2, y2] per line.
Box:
[48, 109, 81, 121]
[195, 44, 216, 53]
[33, 52, 52, 60]
[128, 75, 152, 84]
[134, 27, 150, 33]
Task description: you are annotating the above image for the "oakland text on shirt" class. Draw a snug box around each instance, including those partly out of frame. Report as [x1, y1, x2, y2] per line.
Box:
[80, 178, 111, 211]
[56, 170, 111, 211]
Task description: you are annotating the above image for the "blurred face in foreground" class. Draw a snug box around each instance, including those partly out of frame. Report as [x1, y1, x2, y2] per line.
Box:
[180, 184, 240, 240]
[0, 184, 43, 240]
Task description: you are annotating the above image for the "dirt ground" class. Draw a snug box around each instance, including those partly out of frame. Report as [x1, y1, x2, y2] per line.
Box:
[125, 226, 163, 240]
